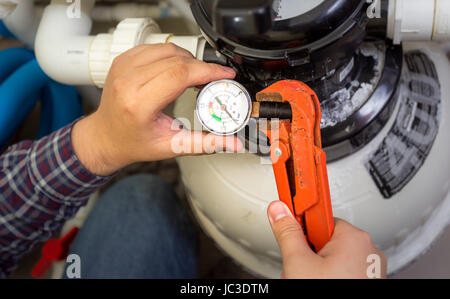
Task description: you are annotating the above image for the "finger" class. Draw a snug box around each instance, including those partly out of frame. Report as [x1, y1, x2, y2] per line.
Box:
[131, 56, 198, 86]
[109, 44, 194, 77]
[170, 129, 243, 157]
[331, 218, 364, 238]
[317, 218, 372, 258]
[109, 44, 158, 69]
[128, 43, 194, 68]
[197, 131, 243, 154]
[267, 201, 315, 269]
[139, 62, 236, 111]
[119, 44, 153, 58]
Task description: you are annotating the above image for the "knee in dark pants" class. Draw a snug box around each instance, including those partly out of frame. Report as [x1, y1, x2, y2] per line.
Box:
[64, 174, 198, 279]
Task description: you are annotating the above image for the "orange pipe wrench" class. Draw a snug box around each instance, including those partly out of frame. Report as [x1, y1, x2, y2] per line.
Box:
[256, 80, 334, 251]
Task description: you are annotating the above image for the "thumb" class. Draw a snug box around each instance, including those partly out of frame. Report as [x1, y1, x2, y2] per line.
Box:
[170, 129, 243, 156]
[197, 131, 243, 154]
[267, 201, 316, 274]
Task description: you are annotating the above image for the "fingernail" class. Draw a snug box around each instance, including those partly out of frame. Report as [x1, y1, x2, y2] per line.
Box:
[222, 66, 235, 75]
[269, 201, 290, 223]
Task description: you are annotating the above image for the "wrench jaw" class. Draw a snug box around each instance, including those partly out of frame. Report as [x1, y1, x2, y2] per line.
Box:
[256, 80, 335, 252]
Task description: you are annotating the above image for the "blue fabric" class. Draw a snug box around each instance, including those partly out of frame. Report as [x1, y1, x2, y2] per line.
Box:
[37, 88, 53, 139]
[0, 48, 34, 83]
[38, 82, 83, 138]
[0, 20, 15, 39]
[64, 174, 199, 279]
[0, 48, 83, 144]
[0, 59, 50, 145]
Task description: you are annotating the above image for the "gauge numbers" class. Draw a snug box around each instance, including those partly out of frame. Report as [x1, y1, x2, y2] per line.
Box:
[196, 79, 252, 135]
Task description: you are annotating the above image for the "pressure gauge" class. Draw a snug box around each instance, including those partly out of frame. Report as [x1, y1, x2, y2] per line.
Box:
[196, 79, 252, 135]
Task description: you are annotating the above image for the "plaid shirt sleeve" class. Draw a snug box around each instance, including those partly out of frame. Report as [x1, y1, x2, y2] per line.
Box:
[0, 122, 114, 278]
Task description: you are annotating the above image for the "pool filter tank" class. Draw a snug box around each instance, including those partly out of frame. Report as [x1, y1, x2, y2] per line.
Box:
[173, 0, 450, 276]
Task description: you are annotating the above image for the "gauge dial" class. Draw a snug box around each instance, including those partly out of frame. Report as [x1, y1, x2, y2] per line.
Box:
[196, 79, 252, 136]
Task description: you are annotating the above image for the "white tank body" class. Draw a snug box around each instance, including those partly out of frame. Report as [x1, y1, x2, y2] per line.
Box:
[174, 42, 450, 277]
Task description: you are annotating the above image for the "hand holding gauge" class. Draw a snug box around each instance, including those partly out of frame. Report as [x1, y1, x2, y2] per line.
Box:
[196, 79, 252, 136]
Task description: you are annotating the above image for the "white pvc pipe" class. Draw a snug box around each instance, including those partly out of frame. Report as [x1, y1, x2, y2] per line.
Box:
[2, 0, 40, 48]
[0, 0, 19, 18]
[35, 0, 96, 86]
[167, 0, 199, 34]
[167, 0, 195, 23]
[434, 0, 450, 41]
[144, 33, 207, 60]
[89, 29, 206, 88]
[91, 3, 180, 22]
[34, 3, 181, 23]
[387, 0, 450, 44]
[34, 0, 200, 86]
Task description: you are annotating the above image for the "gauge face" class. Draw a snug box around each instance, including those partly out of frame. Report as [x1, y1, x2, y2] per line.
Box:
[196, 79, 252, 136]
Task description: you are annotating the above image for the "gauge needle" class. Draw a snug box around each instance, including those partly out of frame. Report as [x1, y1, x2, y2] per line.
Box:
[215, 97, 238, 124]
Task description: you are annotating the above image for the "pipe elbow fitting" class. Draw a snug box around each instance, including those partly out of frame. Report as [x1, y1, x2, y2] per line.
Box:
[34, 0, 95, 85]
[387, 0, 450, 44]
